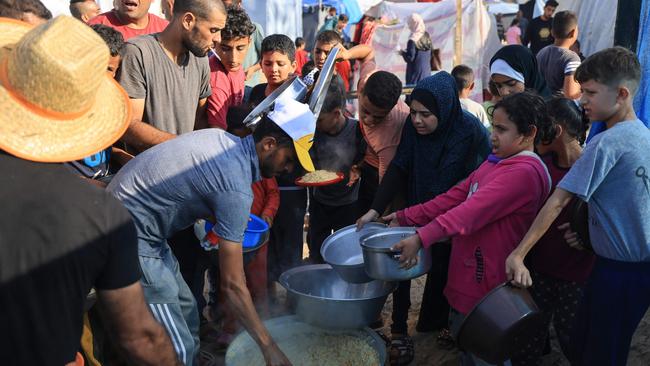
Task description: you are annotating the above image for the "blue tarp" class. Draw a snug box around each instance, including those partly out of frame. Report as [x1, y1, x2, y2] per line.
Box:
[634, 0, 650, 125]
[302, 0, 363, 24]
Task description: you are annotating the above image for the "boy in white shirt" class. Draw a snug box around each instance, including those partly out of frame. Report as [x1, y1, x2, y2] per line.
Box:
[452, 65, 490, 129]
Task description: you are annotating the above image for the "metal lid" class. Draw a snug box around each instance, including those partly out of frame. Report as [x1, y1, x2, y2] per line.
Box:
[243, 76, 308, 130]
[308, 46, 339, 118]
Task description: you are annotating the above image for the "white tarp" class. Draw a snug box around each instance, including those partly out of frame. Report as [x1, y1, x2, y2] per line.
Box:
[371, 0, 501, 101]
[245, 0, 303, 40]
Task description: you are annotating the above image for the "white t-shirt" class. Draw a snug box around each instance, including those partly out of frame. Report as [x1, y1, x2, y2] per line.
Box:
[460, 98, 491, 129]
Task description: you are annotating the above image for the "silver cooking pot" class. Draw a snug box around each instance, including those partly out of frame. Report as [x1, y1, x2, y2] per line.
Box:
[360, 227, 432, 281]
[320, 223, 387, 283]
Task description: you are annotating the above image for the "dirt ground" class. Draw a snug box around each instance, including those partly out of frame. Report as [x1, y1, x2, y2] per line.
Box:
[205, 243, 650, 366]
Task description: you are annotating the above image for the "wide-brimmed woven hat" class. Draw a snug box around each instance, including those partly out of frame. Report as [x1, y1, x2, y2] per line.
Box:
[0, 16, 131, 163]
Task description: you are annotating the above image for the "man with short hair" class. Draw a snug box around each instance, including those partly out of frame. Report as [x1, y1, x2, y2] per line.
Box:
[107, 102, 312, 365]
[524, 0, 558, 55]
[69, 0, 100, 23]
[536, 10, 582, 98]
[117, 0, 226, 153]
[452, 64, 491, 128]
[207, 5, 255, 129]
[0, 16, 180, 366]
[88, 0, 169, 40]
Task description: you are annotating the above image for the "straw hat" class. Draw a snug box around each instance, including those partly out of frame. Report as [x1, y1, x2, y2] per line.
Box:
[0, 16, 131, 163]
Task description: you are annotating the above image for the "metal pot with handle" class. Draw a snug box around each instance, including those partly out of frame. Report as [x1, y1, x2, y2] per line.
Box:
[360, 227, 432, 281]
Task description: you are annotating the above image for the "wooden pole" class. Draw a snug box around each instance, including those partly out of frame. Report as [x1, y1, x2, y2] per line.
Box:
[454, 0, 463, 66]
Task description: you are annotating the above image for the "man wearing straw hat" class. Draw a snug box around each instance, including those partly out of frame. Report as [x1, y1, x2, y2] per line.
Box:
[117, 0, 227, 154]
[0, 16, 180, 365]
[106, 97, 316, 365]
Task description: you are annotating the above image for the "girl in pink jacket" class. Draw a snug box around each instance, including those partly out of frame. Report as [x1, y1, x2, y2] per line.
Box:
[388, 92, 553, 363]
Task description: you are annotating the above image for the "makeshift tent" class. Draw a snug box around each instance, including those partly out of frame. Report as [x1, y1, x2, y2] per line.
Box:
[370, 0, 501, 101]
[245, 0, 303, 41]
[634, 0, 649, 124]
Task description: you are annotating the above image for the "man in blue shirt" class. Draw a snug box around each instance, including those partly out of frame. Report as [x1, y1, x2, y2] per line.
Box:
[506, 47, 650, 366]
[107, 97, 315, 366]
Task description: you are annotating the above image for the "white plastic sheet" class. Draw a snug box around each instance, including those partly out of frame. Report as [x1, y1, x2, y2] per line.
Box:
[371, 0, 502, 102]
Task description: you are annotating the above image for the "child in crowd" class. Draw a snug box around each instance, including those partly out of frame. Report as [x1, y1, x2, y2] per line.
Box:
[307, 75, 367, 263]
[506, 18, 522, 45]
[389, 91, 553, 366]
[247, 34, 297, 105]
[312, 30, 352, 91]
[482, 79, 501, 126]
[211, 105, 280, 348]
[513, 97, 593, 365]
[536, 11, 582, 98]
[335, 13, 351, 45]
[294, 37, 309, 76]
[66, 24, 132, 185]
[507, 47, 650, 366]
[452, 64, 491, 128]
[489, 45, 550, 98]
[319, 6, 338, 33]
[206, 5, 255, 129]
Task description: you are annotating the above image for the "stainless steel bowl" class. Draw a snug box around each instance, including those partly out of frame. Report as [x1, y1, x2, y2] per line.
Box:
[225, 315, 387, 366]
[320, 223, 387, 283]
[361, 227, 432, 281]
[279, 264, 397, 329]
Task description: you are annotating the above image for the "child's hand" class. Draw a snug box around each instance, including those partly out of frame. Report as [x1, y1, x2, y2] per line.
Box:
[505, 252, 532, 287]
[356, 209, 379, 231]
[262, 215, 274, 228]
[334, 43, 349, 62]
[347, 165, 361, 187]
[381, 212, 400, 227]
[558, 222, 585, 250]
[391, 234, 422, 269]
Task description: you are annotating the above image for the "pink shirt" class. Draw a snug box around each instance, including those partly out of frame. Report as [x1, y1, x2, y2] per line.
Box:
[207, 55, 246, 130]
[357, 59, 409, 180]
[506, 26, 522, 45]
[88, 11, 168, 40]
[397, 152, 551, 313]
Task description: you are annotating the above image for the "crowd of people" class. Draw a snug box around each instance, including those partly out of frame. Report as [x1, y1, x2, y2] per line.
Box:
[0, 0, 648, 366]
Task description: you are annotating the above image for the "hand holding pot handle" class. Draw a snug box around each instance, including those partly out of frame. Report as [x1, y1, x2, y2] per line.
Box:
[391, 234, 422, 269]
[505, 252, 533, 288]
[356, 209, 379, 231]
[381, 212, 400, 227]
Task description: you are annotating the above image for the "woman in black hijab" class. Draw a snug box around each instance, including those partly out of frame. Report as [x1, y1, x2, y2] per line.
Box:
[489, 45, 551, 98]
[357, 71, 491, 365]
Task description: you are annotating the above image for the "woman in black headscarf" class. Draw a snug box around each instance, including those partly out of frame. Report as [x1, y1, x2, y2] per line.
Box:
[357, 71, 491, 365]
[489, 45, 551, 98]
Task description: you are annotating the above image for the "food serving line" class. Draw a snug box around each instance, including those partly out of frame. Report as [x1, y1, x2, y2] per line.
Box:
[221, 49, 546, 366]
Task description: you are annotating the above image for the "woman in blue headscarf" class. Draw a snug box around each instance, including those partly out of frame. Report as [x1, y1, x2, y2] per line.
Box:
[357, 71, 491, 365]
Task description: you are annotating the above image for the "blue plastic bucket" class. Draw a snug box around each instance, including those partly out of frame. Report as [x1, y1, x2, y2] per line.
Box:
[202, 214, 269, 252]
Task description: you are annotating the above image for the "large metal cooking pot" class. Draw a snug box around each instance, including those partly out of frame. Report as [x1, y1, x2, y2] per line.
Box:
[455, 282, 546, 364]
[360, 227, 432, 281]
[320, 223, 387, 283]
[279, 264, 397, 329]
[225, 315, 386, 366]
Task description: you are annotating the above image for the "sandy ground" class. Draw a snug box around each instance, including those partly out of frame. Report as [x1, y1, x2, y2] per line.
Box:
[204, 243, 650, 366]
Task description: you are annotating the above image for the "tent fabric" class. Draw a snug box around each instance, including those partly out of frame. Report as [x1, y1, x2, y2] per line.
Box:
[302, 0, 364, 23]
[370, 0, 501, 102]
[634, 0, 650, 125]
[246, 0, 303, 41]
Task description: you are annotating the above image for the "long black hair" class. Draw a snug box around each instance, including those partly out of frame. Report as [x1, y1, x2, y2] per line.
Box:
[493, 91, 554, 145]
[541, 97, 590, 145]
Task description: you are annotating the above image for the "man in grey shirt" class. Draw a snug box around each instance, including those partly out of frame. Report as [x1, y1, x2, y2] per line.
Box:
[118, 0, 227, 153]
[108, 105, 316, 365]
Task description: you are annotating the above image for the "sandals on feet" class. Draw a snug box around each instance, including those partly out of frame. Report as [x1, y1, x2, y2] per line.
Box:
[389, 334, 415, 365]
[436, 328, 455, 350]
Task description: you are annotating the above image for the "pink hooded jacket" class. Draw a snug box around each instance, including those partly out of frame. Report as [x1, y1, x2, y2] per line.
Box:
[396, 151, 551, 314]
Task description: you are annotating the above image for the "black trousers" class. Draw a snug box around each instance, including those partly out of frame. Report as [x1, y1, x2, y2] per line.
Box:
[357, 163, 379, 216]
[391, 241, 451, 334]
[307, 196, 360, 263]
[267, 188, 308, 282]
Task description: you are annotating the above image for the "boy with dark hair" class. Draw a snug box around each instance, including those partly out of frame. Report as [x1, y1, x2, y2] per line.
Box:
[69, 0, 100, 23]
[536, 10, 582, 98]
[307, 75, 367, 262]
[524, 0, 558, 55]
[247, 34, 297, 105]
[506, 47, 650, 366]
[294, 36, 309, 76]
[207, 5, 256, 129]
[451, 64, 490, 128]
[335, 13, 351, 44]
[313, 30, 352, 90]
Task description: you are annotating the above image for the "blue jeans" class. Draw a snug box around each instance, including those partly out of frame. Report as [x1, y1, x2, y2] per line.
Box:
[139, 243, 199, 366]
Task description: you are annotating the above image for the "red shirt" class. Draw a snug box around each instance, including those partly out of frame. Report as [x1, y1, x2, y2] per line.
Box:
[335, 60, 351, 91]
[207, 55, 246, 129]
[251, 178, 280, 219]
[295, 49, 309, 76]
[88, 11, 168, 40]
